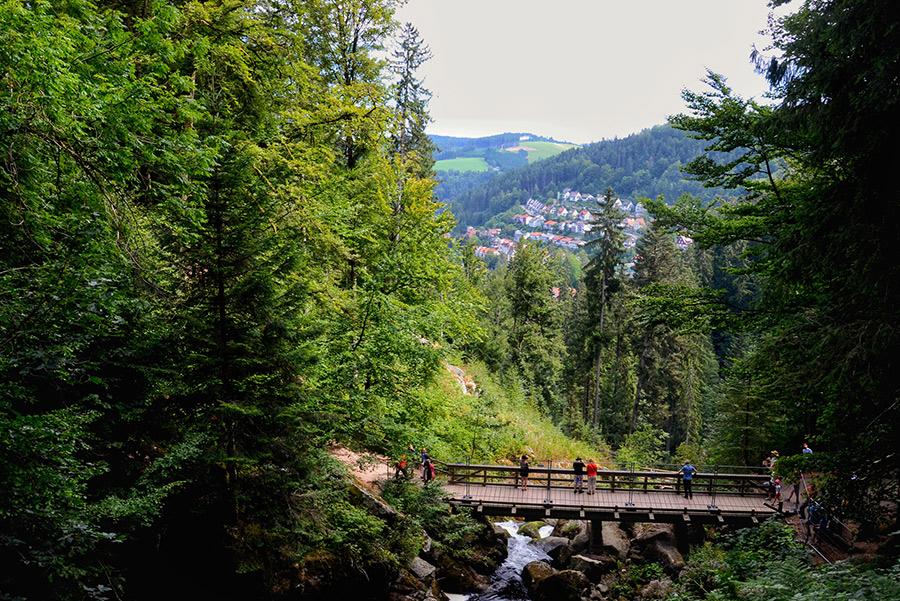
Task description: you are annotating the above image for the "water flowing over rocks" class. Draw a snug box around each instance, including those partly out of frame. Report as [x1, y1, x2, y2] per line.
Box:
[516, 521, 546, 540]
[436, 519, 703, 601]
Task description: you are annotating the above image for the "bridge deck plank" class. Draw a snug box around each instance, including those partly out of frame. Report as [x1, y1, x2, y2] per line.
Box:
[442, 482, 774, 514]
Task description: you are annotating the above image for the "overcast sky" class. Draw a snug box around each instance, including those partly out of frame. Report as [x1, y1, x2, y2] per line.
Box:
[395, 0, 779, 144]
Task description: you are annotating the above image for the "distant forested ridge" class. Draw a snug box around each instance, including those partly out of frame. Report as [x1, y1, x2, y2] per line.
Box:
[432, 132, 559, 159]
[445, 125, 725, 228]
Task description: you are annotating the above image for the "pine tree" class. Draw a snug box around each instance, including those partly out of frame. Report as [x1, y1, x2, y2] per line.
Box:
[390, 22, 435, 175]
[506, 241, 566, 416]
[583, 188, 626, 429]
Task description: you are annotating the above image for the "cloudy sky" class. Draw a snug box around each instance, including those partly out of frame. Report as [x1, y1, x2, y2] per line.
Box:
[395, 1, 779, 144]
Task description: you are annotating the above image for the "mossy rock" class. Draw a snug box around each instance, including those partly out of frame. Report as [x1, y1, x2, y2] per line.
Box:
[518, 521, 546, 539]
[552, 519, 584, 539]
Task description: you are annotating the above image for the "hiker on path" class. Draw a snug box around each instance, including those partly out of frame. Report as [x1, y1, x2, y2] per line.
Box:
[572, 457, 586, 494]
[519, 454, 530, 491]
[677, 460, 697, 500]
[787, 476, 803, 507]
[586, 459, 598, 495]
[422, 457, 435, 484]
[394, 454, 409, 479]
[762, 450, 779, 469]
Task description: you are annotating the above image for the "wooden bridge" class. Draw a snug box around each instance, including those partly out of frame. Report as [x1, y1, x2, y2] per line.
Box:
[439, 462, 779, 529]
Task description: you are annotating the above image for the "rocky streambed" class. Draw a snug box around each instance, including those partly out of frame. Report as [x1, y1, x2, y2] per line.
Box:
[435, 518, 699, 601]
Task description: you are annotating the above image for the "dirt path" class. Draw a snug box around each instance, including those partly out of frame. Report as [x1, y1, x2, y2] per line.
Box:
[329, 445, 392, 491]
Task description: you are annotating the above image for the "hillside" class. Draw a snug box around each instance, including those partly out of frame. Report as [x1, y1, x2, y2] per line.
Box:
[432, 132, 577, 172]
[444, 125, 725, 228]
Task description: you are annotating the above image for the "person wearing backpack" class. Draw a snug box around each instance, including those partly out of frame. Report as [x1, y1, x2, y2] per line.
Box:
[572, 457, 586, 494]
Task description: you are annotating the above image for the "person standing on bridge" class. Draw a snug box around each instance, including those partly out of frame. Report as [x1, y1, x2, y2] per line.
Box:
[586, 459, 598, 495]
[677, 460, 697, 500]
[573, 457, 586, 494]
[519, 454, 530, 491]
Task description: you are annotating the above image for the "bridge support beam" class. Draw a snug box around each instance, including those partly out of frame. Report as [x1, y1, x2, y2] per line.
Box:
[589, 519, 604, 554]
[673, 521, 690, 555]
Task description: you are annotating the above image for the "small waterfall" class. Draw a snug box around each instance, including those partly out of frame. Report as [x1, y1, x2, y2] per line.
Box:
[465, 521, 551, 601]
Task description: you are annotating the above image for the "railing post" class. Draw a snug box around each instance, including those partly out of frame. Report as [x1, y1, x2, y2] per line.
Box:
[708, 465, 719, 510]
[463, 458, 472, 500]
[544, 459, 552, 505]
[625, 463, 635, 507]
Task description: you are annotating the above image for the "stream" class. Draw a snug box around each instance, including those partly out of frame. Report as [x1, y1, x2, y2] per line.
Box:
[447, 521, 554, 601]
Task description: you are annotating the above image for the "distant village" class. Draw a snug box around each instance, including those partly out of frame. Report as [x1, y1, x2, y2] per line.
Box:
[465, 189, 692, 263]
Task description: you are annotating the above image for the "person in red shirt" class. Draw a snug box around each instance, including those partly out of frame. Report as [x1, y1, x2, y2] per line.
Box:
[394, 454, 408, 479]
[586, 459, 599, 495]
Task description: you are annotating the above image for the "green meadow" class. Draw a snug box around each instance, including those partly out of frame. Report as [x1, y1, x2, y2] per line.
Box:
[512, 140, 579, 162]
[434, 157, 491, 172]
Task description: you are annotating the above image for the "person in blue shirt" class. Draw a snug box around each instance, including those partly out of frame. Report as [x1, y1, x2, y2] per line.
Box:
[802, 442, 813, 454]
[677, 460, 697, 500]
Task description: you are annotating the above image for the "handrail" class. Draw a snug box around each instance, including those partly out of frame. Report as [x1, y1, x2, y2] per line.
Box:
[441, 462, 767, 479]
[440, 462, 769, 497]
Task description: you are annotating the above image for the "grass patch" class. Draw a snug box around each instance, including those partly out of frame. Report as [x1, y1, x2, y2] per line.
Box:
[507, 141, 578, 163]
[434, 157, 491, 172]
[409, 361, 608, 465]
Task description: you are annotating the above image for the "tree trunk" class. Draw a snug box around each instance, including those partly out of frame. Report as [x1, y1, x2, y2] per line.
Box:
[592, 274, 607, 429]
[631, 342, 649, 434]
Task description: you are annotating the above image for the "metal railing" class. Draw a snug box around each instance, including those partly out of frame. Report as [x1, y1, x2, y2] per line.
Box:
[440, 462, 770, 497]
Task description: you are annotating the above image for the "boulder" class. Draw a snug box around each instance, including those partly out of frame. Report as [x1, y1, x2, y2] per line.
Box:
[490, 523, 511, 541]
[569, 554, 617, 582]
[644, 540, 685, 574]
[408, 557, 437, 582]
[518, 520, 547, 539]
[638, 578, 673, 599]
[421, 531, 433, 555]
[632, 523, 675, 546]
[571, 527, 590, 554]
[547, 540, 574, 569]
[432, 554, 490, 593]
[551, 519, 586, 540]
[598, 522, 630, 559]
[347, 480, 399, 523]
[532, 535, 573, 567]
[388, 567, 449, 601]
[521, 560, 555, 593]
[532, 570, 591, 601]
[467, 518, 508, 574]
[533, 535, 571, 554]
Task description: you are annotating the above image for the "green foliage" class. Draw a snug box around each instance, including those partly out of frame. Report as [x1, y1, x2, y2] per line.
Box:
[671, 521, 900, 601]
[0, 0, 483, 596]
[610, 561, 665, 598]
[664, 0, 900, 528]
[505, 241, 567, 417]
[398, 361, 603, 463]
[381, 479, 483, 564]
[616, 425, 666, 468]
